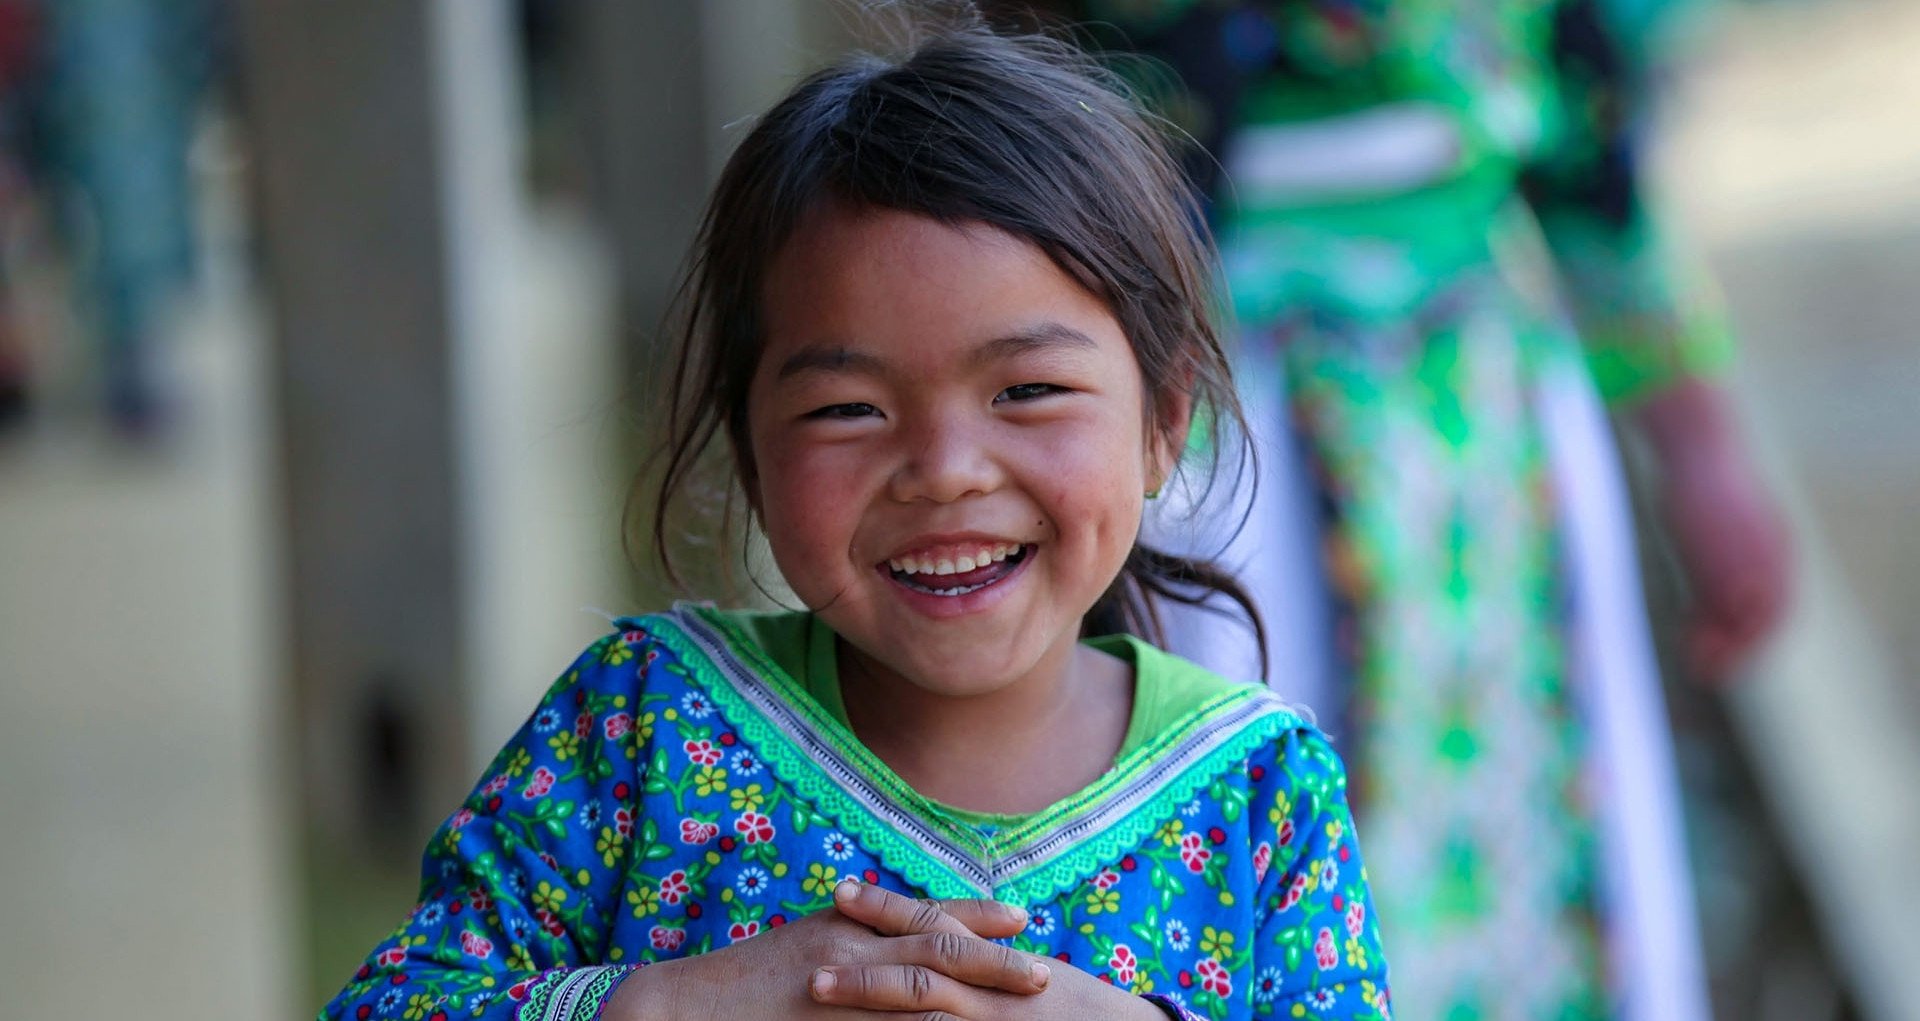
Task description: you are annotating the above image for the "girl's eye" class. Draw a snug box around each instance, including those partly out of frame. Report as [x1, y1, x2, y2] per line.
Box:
[806, 402, 879, 420]
[996, 382, 1064, 403]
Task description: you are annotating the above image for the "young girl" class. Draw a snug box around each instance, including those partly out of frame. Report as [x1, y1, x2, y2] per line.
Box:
[322, 20, 1388, 1021]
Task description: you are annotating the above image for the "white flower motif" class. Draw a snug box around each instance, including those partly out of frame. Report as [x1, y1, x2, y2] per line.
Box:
[1026, 907, 1055, 936]
[730, 749, 763, 776]
[681, 692, 715, 719]
[822, 831, 855, 861]
[735, 866, 770, 897]
[1253, 966, 1284, 1004]
[1165, 918, 1191, 951]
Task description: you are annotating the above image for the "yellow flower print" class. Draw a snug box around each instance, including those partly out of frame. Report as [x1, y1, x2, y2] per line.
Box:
[403, 993, 435, 1020]
[1200, 925, 1235, 961]
[505, 747, 532, 778]
[532, 881, 568, 913]
[1345, 935, 1369, 970]
[1133, 974, 1155, 995]
[603, 642, 633, 666]
[1361, 979, 1382, 1008]
[803, 862, 839, 897]
[695, 766, 728, 797]
[1269, 789, 1292, 827]
[507, 943, 535, 971]
[1325, 818, 1345, 843]
[626, 886, 659, 919]
[548, 730, 581, 761]
[1307, 858, 1322, 893]
[596, 826, 625, 868]
[1085, 887, 1120, 914]
[636, 711, 656, 744]
[729, 783, 765, 813]
[1157, 819, 1184, 847]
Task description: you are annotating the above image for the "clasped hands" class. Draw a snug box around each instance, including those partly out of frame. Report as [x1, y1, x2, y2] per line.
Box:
[608, 878, 1162, 1020]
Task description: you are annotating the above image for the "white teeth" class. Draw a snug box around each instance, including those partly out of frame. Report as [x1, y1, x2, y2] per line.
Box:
[888, 544, 1026, 577]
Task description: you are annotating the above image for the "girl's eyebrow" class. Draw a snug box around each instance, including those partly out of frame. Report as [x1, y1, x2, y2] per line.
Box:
[969, 322, 1099, 366]
[774, 345, 888, 381]
[773, 322, 1097, 381]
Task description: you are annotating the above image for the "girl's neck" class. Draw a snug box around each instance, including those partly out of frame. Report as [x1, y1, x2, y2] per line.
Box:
[837, 633, 1134, 816]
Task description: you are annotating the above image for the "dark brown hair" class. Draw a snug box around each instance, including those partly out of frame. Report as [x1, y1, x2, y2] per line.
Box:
[638, 14, 1267, 668]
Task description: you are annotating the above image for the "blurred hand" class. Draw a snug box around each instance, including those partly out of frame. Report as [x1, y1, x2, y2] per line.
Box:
[1637, 378, 1793, 684]
[818, 881, 1166, 1020]
[604, 880, 1047, 1020]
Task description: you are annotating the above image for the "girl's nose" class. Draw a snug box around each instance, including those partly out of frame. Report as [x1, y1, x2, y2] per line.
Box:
[886, 417, 1002, 504]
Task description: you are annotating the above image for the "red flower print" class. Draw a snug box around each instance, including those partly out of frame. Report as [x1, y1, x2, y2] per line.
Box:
[621, 628, 647, 645]
[1108, 944, 1137, 986]
[1179, 832, 1212, 873]
[1281, 873, 1308, 912]
[480, 774, 510, 796]
[1198, 958, 1232, 997]
[605, 713, 633, 740]
[1346, 901, 1366, 939]
[376, 947, 406, 968]
[734, 811, 775, 845]
[728, 921, 761, 943]
[1278, 817, 1296, 846]
[536, 908, 566, 937]
[680, 818, 719, 844]
[685, 740, 722, 766]
[469, 889, 492, 912]
[448, 808, 473, 831]
[650, 926, 686, 951]
[1094, 869, 1121, 890]
[575, 712, 593, 740]
[614, 808, 635, 839]
[523, 767, 555, 799]
[1253, 841, 1272, 883]
[538, 852, 560, 872]
[658, 870, 690, 905]
[459, 931, 494, 958]
[1314, 926, 1338, 970]
[507, 979, 531, 1002]
[642, 649, 659, 670]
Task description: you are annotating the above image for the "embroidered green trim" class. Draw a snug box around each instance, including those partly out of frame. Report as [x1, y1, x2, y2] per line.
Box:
[516, 965, 634, 1021]
[641, 607, 1303, 906]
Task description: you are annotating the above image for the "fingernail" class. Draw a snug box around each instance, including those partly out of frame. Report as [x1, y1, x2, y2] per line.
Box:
[1002, 901, 1028, 923]
[1029, 961, 1052, 987]
[812, 968, 837, 997]
[833, 877, 861, 903]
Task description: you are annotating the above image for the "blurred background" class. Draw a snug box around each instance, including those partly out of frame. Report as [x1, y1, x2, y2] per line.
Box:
[0, 1, 1915, 1018]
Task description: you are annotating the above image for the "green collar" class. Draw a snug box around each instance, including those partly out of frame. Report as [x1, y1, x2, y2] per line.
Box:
[649, 604, 1296, 901]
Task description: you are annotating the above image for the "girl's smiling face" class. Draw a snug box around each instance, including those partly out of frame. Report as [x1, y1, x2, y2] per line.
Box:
[747, 206, 1182, 699]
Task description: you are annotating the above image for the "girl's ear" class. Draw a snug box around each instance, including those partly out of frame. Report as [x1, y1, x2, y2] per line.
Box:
[1147, 383, 1195, 495]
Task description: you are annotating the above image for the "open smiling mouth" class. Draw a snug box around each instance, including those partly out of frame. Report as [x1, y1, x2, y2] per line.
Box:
[882, 543, 1032, 597]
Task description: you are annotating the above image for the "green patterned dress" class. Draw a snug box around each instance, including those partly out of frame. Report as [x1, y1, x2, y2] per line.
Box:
[1085, 1, 1730, 1017]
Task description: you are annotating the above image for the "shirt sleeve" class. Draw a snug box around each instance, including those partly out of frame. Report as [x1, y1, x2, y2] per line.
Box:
[1249, 726, 1391, 1018]
[318, 628, 664, 1021]
[1520, 0, 1735, 405]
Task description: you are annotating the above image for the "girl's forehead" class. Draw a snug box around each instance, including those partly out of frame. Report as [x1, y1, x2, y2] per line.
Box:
[759, 206, 1125, 366]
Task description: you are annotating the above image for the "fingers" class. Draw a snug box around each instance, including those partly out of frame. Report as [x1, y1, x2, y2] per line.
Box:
[831, 879, 1027, 939]
[810, 962, 986, 1018]
[897, 930, 1051, 994]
